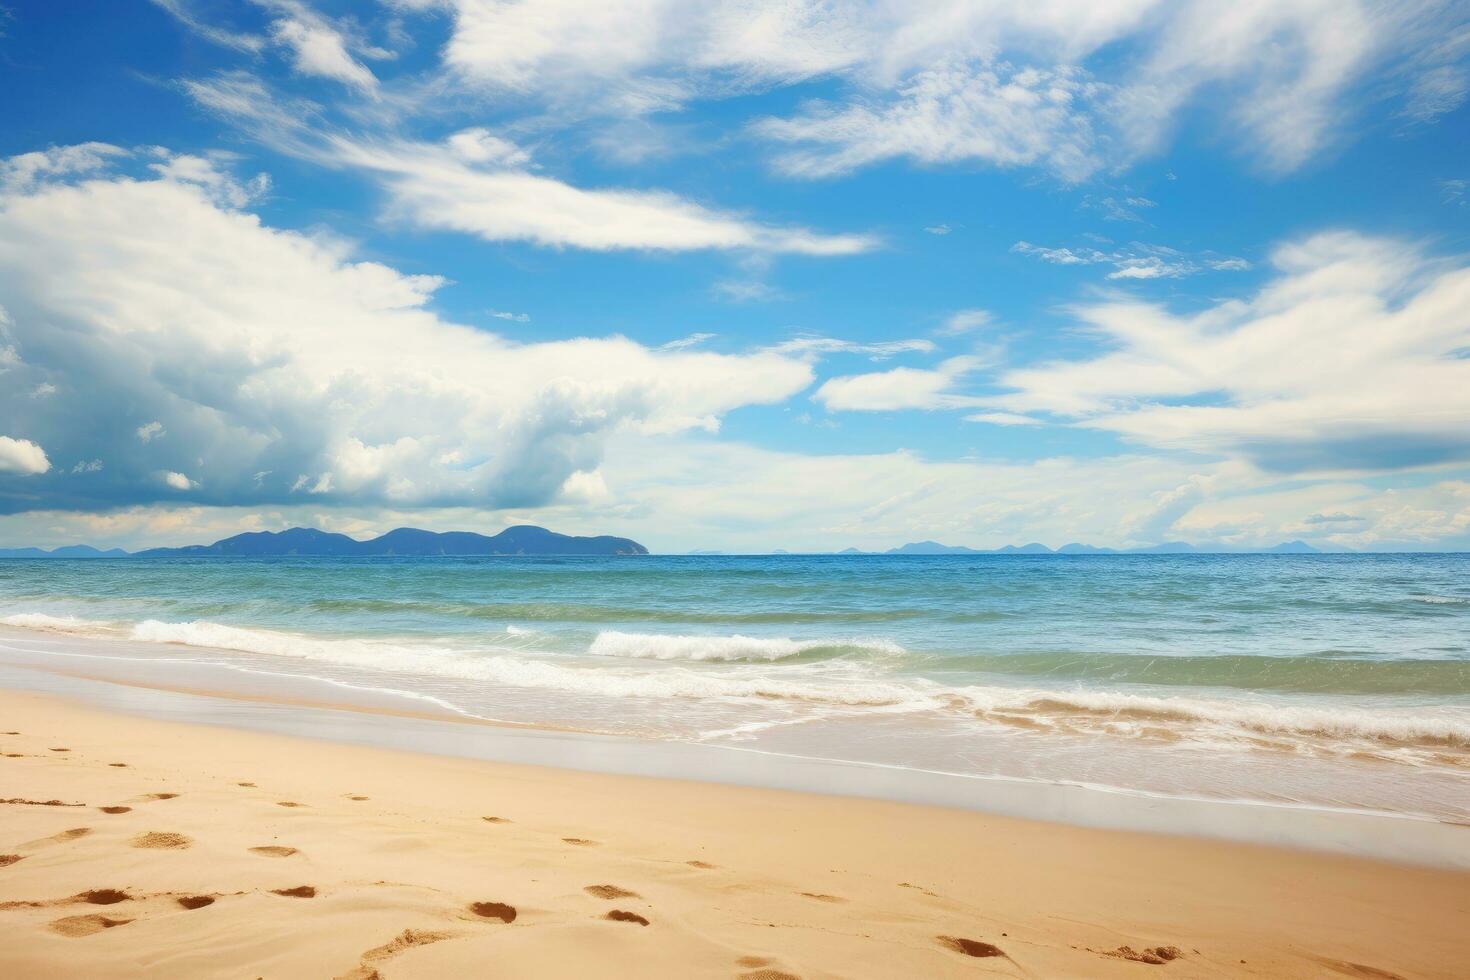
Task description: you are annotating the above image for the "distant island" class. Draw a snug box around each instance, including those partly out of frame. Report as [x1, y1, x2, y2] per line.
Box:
[0, 525, 649, 558]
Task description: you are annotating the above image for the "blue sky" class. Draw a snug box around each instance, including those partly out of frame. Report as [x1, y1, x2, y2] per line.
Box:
[1, 0, 1468, 552]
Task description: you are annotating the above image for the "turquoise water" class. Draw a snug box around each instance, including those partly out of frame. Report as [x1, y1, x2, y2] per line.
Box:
[2, 554, 1467, 816]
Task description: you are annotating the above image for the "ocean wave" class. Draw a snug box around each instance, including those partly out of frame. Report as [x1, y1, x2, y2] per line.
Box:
[1412, 594, 1469, 605]
[963, 687, 1470, 754]
[933, 651, 1470, 696]
[304, 596, 926, 625]
[5, 611, 1468, 764]
[1, 612, 119, 636]
[587, 630, 904, 662]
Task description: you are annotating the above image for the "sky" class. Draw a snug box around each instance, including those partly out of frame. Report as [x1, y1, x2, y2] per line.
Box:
[0, 0, 1468, 553]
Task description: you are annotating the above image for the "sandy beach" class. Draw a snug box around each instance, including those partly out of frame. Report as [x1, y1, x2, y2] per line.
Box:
[1, 688, 1467, 979]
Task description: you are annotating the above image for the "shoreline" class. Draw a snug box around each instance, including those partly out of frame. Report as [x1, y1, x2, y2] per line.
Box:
[1, 650, 1468, 872]
[2, 687, 1469, 978]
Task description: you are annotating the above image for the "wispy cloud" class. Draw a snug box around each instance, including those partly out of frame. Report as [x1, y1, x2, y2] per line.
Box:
[1012, 240, 1250, 280]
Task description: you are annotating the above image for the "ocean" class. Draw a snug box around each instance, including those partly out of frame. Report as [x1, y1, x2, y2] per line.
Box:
[2, 553, 1466, 821]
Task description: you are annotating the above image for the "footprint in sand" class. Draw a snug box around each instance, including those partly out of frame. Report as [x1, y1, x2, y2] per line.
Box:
[561, 837, 597, 846]
[1310, 956, 1405, 979]
[481, 816, 510, 823]
[49, 747, 70, 753]
[685, 860, 716, 869]
[897, 882, 939, 898]
[108, 763, 128, 768]
[468, 901, 516, 923]
[49, 913, 132, 937]
[339, 928, 455, 980]
[740, 971, 800, 980]
[0, 854, 24, 867]
[938, 936, 1006, 958]
[74, 889, 132, 905]
[23, 827, 92, 848]
[177, 895, 215, 910]
[272, 886, 317, 898]
[131, 832, 191, 849]
[1102, 945, 1183, 965]
[585, 885, 640, 900]
[237, 782, 255, 787]
[605, 909, 650, 926]
[799, 892, 845, 904]
[249, 845, 299, 857]
[1, 798, 83, 807]
[277, 801, 306, 808]
[99, 806, 131, 815]
[346, 795, 369, 801]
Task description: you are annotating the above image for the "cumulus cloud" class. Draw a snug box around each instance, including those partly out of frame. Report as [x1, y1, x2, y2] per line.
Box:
[985, 232, 1470, 473]
[0, 437, 50, 476]
[0, 147, 819, 514]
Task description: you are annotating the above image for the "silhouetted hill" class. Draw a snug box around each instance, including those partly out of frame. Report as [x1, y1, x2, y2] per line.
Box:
[0, 544, 129, 558]
[130, 524, 647, 557]
[886, 541, 982, 554]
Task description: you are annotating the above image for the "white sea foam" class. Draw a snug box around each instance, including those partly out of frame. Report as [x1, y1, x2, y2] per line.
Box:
[960, 685, 1470, 752]
[5, 611, 1468, 762]
[1411, 594, 1469, 605]
[1, 612, 118, 636]
[587, 630, 904, 662]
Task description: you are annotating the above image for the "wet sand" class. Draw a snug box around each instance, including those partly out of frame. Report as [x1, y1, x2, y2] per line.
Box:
[1, 688, 1468, 978]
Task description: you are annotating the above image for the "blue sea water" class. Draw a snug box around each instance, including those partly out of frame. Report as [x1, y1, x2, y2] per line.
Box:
[1, 554, 1467, 817]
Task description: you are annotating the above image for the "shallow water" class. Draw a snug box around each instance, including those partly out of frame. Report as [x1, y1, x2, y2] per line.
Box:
[1, 553, 1467, 819]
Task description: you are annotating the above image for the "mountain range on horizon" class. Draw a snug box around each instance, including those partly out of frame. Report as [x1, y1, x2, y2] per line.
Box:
[0, 525, 648, 558]
[0, 530, 1386, 558]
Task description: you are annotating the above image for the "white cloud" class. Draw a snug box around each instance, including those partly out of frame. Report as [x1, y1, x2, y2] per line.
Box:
[965, 412, 1040, 426]
[428, 0, 1461, 177]
[261, 1, 381, 95]
[1, 142, 128, 192]
[149, 0, 265, 53]
[1012, 240, 1249, 279]
[0, 150, 821, 514]
[755, 62, 1102, 181]
[986, 231, 1470, 473]
[183, 77, 875, 255]
[163, 471, 196, 490]
[815, 355, 985, 411]
[657, 333, 715, 352]
[939, 309, 992, 335]
[771, 336, 936, 361]
[924, 224, 951, 235]
[147, 151, 271, 209]
[1403, 64, 1469, 122]
[326, 134, 875, 254]
[0, 437, 50, 475]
